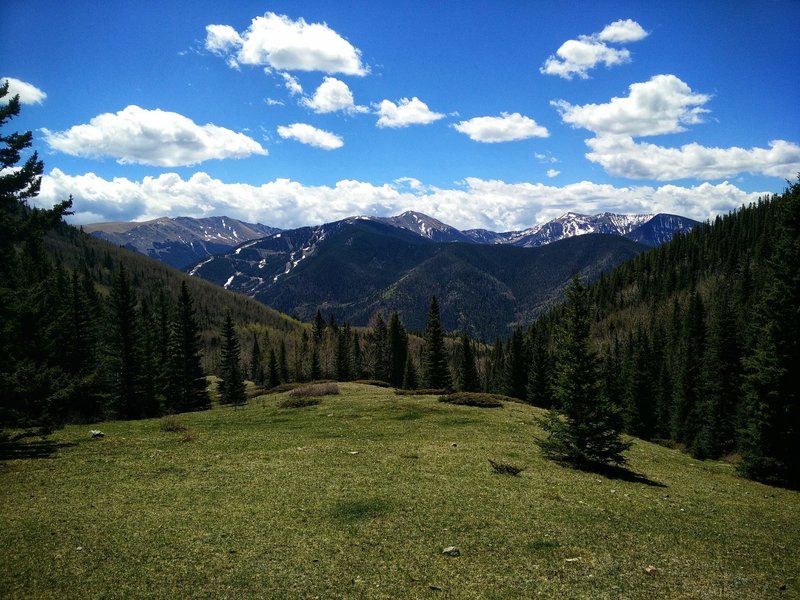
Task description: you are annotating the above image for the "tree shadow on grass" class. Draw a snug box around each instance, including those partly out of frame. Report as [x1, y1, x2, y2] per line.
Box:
[0, 435, 75, 461]
[564, 461, 667, 488]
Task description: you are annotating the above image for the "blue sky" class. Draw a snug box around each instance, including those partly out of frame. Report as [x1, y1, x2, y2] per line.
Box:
[2, 0, 799, 230]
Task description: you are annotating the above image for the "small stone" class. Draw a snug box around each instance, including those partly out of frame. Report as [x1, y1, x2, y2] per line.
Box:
[565, 557, 581, 563]
[442, 546, 460, 557]
[451, 442, 457, 447]
[644, 565, 657, 575]
[779, 583, 787, 591]
[348, 451, 359, 455]
[90, 430, 104, 439]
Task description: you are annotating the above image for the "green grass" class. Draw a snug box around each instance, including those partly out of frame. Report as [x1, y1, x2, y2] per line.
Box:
[1, 383, 797, 599]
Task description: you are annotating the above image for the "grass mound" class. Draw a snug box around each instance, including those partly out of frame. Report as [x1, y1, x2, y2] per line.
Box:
[278, 397, 322, 409]
[438, 392, 506, 408]
[352, 379, 392, 388]
[395, 388, 450, 396]
[288, 383, 339, 398]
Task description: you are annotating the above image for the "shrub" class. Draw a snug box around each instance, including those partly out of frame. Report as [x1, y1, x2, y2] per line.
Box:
[180, 428, 197, 443]
[395, 388, 450, 396]
[160, 415, 188, 432]
[489, 459, 524, 476]
[288, 383, 340, 398]
[438, 392, 505, 408]
[278, 397, 322, 409]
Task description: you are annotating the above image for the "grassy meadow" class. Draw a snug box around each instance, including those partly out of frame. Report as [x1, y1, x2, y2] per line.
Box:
[1, 383, 797, 599]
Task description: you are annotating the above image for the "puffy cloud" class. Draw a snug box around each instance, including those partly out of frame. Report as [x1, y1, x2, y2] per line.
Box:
[453, 112, 549, 142]
[597, 19, 648, 43]
[553, 75, 711, 137]
[38, 169, 769, 230]
[205, 12, 367, 75]
[280, 72, 303, 96]
[1, 77, 47, 104]
[585, 136, 800, 180]
[375, 97, 444, 128]
[42, 105, 266, 167]
[276, 123, 343, 149]
[541, 19, 648, 79]
[301, 77, 367, 114]
[547, 169, 560, 178]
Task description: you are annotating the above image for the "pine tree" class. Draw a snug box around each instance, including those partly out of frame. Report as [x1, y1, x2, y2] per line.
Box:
[537, 276, 630, 466]
[250, 333, 265, 385]
[138, 298, 161, 417]
[402, 352, 418, 390]
[738, 181, 800, 485]
[278, 340, 289, 383]
[351, 332, 363, 380]
[165, 281, 209, 413]
[387, 312, 409, 387]
[218, 313, 246, 406]
[108, 266, 143, 419]
[312, 309, 326, 342]
[457, 332, 480, 392]
[526, 331, 553, 407]
[368, 313, 390, 382]
[266, 348, 281, 389]
[422, 296, 452, 390]
[503, 328, 527, 399]
[310, 345, 322, 381]
[335, 323, 352, 381]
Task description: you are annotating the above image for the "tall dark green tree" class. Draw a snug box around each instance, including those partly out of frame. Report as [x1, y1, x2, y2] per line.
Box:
[738, 180, 800, 486]
[312, 309, 326, 342]
[422, 296, 452, 390]
[138, 298, 161, 418]
[538, 276, 630, 466]
[250, 333, 265, 385]
[219, 313, 246, 406]
[335, 323, 352, 381]
[387, 312, 408, 387]
[402, 352, 418, 390]
[503, 328, 527, 399]
[457, 332, 480, 392]
[368, 313, 390, 382]
[526, 331, 553, 407]
[107, 266, 143, 419]
[165, 281, 209, 412]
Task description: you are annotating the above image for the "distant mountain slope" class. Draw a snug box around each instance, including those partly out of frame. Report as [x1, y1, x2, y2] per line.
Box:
[623, 213, 697, 246]
[189, 217, 646, 339]
[84, 216, 280, 269]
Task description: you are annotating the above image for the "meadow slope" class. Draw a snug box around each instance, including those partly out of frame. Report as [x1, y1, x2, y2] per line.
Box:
[1, 383, 797, 599]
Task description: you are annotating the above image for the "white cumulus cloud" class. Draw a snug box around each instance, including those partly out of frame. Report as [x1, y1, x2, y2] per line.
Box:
[276, 123, 343, 149]
[547, 169, 560, 178]
[553, 75, 711, 137]
[38, 169, 771, 231]
[375, 97, 444, 128]
[42, 105, 266, 167]
[301, 77, 367, 114]
[279, 72, 303, 96]
[453, 112, 549, 142]
[541, 19, 648, 79]
[586, 136, 800, 180]
[1, 77, 47, 105]
[205, 12, 367, 75]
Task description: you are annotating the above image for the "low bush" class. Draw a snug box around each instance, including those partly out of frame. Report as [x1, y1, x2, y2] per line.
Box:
[438, 392, 506, 408]
[160, 415, 188, 432]
[278, 397, 322, 409]
[180, 428, 198, 443]
[395, 388, 450, 396]
[288, 383, 340, 398]
[489, 459, 524, 476]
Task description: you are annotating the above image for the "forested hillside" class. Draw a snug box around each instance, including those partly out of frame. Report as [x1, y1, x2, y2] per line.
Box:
[522, 182, 800, 486]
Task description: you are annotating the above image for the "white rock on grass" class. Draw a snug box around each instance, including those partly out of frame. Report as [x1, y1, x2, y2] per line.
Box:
[442, 546, 460, 557]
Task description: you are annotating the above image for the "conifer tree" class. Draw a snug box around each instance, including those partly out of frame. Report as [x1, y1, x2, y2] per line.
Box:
[310, 345, 322, 381]
[266, 348, 281, 388]
[538, 276, 630, 466]
[503, 328, 527, 399]
[402, 352, 418, 390]
[351, 332, 363, 380]
[165, 281, 209, 412]
[368, 313, 390, 382]
[422, 296, 452, 390]
[138, 298, 161, 417]
[312, 309, 326, 342]
[738, 180, 800, 485]
[108, 266, 143, 419]
[250, 333, 265, 385]
[219, 313, 246, 406]
[526, 332, 553, 407]
[457, 332, 480, 392]
[335, 323, 352, 381]
[387, 312, 409, 387]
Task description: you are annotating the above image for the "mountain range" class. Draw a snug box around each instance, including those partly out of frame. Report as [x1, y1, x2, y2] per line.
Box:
[84, 216, 280, 269]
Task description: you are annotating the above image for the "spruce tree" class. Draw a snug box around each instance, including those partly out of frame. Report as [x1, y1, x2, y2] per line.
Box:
[335, 323, 352, 381]
[310, 345, 322, 381]
[503, 328, 527, 399]
[165, 281, 209, 412]
[108, 266, 144, 419]
[387, 312, 409, 387]
[266, 348, 281, 388]
[457, 332, 480, 392]
[738, 180, 800, 485]
[218, 313, 246, 406]
[250, 333, 265, 385]
[537, 276, 630, 466]
[312, 309, 326, 342]
[369, 313, 390, 382]
[526, 332, 553, 407]
[422, 296, 452, 390]
[402, 352, 418, 390]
